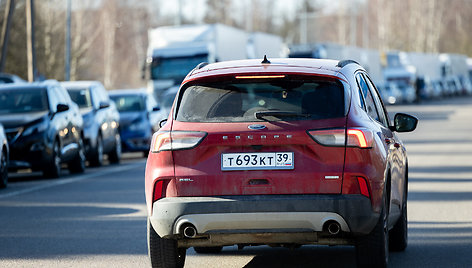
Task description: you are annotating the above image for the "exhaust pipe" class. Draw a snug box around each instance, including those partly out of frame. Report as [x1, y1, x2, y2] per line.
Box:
[182, 225, 197, 238]
[324, 221, 341, 235]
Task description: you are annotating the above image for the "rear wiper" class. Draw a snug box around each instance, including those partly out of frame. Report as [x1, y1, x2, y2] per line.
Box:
[254, 110, 310, 119]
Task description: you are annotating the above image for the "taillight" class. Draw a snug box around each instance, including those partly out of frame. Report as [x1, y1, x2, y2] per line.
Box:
[150, 131, 207, 153]
[347, 129, 373, 148]
[308, 128, 374, 148]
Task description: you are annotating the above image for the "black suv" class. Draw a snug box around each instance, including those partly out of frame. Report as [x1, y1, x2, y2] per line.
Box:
[0, 80, 85, 178]
[62, 81, 121, 166]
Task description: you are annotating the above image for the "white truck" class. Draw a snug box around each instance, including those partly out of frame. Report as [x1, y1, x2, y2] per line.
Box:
[247, 32, 286, 59]
[145, 24, 247, 99]
[289, 43, 383, 84]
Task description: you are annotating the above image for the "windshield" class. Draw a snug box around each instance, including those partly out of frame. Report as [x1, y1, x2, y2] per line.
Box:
[67, 88, 92, 108]
[176, 78, 345, 123]
[151, 54, 208, 81]
[0, 88, 49, 114]
[110, 95, 145, 112]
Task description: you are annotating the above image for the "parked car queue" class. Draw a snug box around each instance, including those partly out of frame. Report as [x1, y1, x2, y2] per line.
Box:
[378, 74, 472, 105]
[0, 79, 164, 189]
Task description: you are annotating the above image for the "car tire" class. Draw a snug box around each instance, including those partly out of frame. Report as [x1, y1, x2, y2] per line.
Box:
[108, 133, 121, 164]
[69, 138, 86, 174]
[356, 189, 389, 268]
[389, 187, 408, 251]
[89, 134, 104, 167]
[0, 148, 8, 189]
[193, 247, 223, 254]
[43, 140, 61, 178]
[148, 220, 186, 268]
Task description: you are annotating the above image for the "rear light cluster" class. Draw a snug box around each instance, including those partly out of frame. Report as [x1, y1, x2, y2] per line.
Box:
[150, 131, 207, 153]
[308, 128, 374, 148]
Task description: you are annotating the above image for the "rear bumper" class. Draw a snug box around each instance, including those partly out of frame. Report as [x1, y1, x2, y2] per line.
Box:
[150, 194, 379, 241]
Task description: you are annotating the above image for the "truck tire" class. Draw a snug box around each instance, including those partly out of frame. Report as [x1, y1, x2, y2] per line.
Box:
[148, 221, 186, 268]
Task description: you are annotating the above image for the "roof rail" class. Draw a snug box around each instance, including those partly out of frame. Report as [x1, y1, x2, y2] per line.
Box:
[187, 62, 209, 77]
[195, 62, 209, 69]
[336, 60, 359, 68]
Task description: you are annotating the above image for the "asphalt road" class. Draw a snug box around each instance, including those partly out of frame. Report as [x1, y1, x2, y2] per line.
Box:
[1, 97, 472, 267]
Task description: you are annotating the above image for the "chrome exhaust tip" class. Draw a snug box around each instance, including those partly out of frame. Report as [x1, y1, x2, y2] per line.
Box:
[182, 225, 197, 238]
[324, 221, 341, 235]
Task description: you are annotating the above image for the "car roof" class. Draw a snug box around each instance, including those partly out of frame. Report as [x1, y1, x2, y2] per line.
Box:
[183, 58, 352, 84]
[0, 81, 54, 90]
[109, 89, 148, 96]
[61, 81, 102, 88]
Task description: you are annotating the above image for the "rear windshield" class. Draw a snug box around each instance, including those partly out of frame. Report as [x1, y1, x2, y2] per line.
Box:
[0, 88, 49, 114]
[176, 78, 345, 122]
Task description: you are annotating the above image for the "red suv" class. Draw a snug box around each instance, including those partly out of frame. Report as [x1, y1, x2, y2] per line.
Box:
[145, 58, 417, 268]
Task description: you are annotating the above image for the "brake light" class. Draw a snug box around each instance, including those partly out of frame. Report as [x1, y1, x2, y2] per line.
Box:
[235, 75, 286, 79]
[150, 131, 207, 153]
[308, 128, 373, 148]
[347, 129, 373, 148]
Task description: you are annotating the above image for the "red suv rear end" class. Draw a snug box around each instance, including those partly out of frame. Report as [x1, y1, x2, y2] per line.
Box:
[145, 58, 417, 268]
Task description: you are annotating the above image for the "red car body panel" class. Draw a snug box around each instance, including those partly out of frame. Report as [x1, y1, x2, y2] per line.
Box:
[170, 118, 346, 197]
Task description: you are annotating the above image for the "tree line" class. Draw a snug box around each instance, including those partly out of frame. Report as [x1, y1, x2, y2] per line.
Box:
[0, 0, 471, 89]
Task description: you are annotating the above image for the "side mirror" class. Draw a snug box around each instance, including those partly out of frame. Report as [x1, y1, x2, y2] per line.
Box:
[392, 113, 418, 132]
[159, 119, 167, 128]
[56, 103, 69, 113]
[99, 101, 110, 109]
[152, 106, 160, 112]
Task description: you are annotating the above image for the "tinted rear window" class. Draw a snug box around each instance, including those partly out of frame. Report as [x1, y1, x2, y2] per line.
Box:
[176, 78, 345, 123]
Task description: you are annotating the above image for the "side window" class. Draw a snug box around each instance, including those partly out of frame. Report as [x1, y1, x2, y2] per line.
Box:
[364, 74, 390, 127]
[356, 73, 380, 122]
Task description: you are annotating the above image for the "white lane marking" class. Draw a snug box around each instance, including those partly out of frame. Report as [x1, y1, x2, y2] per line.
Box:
[0, 161, 145, 199]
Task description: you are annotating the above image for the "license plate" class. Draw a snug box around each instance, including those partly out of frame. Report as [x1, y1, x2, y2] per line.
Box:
[221, 152, 294, 171]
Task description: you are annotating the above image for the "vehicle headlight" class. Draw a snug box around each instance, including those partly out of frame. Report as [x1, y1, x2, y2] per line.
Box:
[129, 119, 148, 131]
[22, 120, 48, 137]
